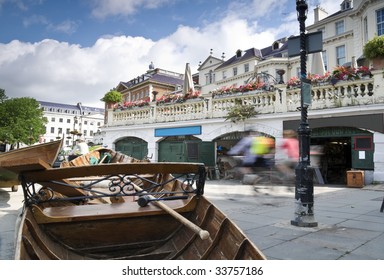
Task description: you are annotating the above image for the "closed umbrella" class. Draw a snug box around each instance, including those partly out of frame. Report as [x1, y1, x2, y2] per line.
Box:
[183, 63, 194, 96]
[310, 52, 325, 75]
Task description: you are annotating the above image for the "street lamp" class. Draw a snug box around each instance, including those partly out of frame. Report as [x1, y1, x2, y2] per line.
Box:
[291, 0, 318, 227]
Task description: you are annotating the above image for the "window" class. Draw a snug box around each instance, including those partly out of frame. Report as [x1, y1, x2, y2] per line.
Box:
[336, 45, 346, 66]
[51, 117, 55, 122]
[354, 136, 373, 150]
[222, 70, 227, 79]
[59, 118, 63, 123]
[206, 70, 214, 84]
[67, 119, 71, 124]
[50, 127, 55, 133]
[84, 120, 88, 125]
[58, 128, 63, 134]
[244, 63, 249, 73]
[83, 130, 87, 137]
[272, 42, 280, 50]
[363, 17, 368, 43]
[377, 8, 384, 36]
[335, 20, 344, 35]
[233, 67, 238, 76]
[66, 128, 70, 134]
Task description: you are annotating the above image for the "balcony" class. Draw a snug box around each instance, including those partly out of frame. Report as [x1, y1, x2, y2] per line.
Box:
[105, 70, 382, 127]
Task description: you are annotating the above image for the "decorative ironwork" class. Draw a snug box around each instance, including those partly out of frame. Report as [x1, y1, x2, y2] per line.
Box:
[245, 72, 279, 91]
[19, 167, 206, 207]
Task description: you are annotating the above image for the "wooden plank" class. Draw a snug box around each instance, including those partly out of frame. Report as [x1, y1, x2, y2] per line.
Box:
[35, 198, 196, 224]
[1, 158, 52, 173]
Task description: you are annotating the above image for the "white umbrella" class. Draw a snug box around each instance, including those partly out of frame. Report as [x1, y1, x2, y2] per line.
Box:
[351, 56, 358, 69]
[183, 63, 194, 96]
[310, 52, 325, 75]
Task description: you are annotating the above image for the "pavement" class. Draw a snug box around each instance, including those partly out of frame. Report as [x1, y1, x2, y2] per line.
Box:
[0, 180, 384, 260]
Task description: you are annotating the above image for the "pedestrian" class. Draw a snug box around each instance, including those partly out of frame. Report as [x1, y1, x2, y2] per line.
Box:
[276, 130, 299, 180]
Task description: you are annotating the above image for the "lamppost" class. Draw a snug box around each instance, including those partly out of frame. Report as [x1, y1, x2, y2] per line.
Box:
[291, 0, 318, 227]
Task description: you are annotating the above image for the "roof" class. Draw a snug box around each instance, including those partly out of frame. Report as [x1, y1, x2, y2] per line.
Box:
[38, 101, 104, 114]
[119, 68, 184, 90]
[215, 48, 263, 71]
[260, 38, 290, 59]
[148, 73, 184, 85]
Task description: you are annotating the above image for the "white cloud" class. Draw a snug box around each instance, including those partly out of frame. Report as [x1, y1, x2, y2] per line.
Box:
[90, 0, 173, 19]
[0, 37, 155, 108]
[47, 20, 80, 35]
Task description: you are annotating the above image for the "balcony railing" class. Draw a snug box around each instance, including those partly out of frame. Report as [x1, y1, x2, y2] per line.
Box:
[106, 71, 382, 127]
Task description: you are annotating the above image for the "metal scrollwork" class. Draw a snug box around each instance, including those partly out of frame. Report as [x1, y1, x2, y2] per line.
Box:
[19, 167, 206, 206]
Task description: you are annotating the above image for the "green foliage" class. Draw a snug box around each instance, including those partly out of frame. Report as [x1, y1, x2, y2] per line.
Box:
[363, 35, 384, 60]
[225, 102, 258, 123]
[101, 90, 123, 104]
[0, 97, 47, 146]
[0, 88, 7, 103]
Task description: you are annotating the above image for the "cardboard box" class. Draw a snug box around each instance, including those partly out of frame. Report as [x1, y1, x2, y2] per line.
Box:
[347, 170, 365, 188]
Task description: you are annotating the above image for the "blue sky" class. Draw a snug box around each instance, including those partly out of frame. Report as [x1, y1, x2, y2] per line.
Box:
[0, 0, 339, 107]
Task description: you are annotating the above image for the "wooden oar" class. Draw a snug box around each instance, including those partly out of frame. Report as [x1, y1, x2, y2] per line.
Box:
[132, 184, 210, 240]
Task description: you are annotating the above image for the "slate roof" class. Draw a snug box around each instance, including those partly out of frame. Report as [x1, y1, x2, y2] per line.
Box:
[120, 69, 184, 90]
[260, 38, 290, 59]
[215, 37, 291, 70]
[148, 73, 184, 85]
[39, 101, 104, 114]
[215, 48, 263, 71]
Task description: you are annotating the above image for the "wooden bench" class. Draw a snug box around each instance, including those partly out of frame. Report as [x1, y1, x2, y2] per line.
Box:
[32, 197, 196, 224]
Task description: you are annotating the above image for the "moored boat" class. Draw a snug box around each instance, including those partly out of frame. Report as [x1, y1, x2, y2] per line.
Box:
[0, 139, 63, 192]
[3, 142, 266, 260]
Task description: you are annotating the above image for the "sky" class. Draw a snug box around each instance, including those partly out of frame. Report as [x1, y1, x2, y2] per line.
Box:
[0, 0, 340, 108]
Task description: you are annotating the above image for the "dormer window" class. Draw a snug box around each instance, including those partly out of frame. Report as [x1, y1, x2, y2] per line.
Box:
[272, 42, 280, 50]
[236, 49, 242, 58]
[340, 0, 352, 11]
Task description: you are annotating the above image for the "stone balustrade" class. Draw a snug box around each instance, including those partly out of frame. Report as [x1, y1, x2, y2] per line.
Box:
[106, 70, 383, 127]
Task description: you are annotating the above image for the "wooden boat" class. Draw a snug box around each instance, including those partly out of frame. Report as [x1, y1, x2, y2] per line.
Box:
[60, 146, 148, 167]
[0, 139, 63, 192]
[3, 143, 266, 260]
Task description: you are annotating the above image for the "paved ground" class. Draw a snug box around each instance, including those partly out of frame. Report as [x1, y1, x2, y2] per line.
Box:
[1, 180, 383, 260]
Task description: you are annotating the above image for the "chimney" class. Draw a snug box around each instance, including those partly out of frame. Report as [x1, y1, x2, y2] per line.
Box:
[314, 5, 328, 23]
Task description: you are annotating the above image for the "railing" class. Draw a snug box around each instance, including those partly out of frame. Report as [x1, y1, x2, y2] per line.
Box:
[106, 71, 382, 127]
[19, 163, 206, 206]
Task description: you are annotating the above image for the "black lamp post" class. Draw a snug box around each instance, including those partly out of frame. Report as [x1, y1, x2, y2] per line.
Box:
[291, 0, 318, 227]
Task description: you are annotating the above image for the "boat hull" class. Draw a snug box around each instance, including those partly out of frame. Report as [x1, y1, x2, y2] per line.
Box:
[16, 195, 265, 260]
[7, 145, 265, 260]
[0, 140, 63, 191]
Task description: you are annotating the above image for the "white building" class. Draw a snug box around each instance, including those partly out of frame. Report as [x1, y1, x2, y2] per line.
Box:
[39, 101, 104, 148]
[100, 0, 384, 184]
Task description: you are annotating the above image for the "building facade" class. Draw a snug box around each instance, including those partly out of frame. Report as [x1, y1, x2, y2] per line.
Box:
[100, 0, 384, 184]
[39, 101, 104, 148]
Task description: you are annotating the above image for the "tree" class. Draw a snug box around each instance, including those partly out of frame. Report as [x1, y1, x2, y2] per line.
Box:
[0, 88, 8, 103]
[225, 101, 258, 123]
[100, 89, 123, 104]
[0, 97, 47, 148]
[363, 35, 384, 60]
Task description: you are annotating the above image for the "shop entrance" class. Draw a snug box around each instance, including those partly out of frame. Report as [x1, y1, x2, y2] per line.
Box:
[311, 127, 374, 184]
[311, 137, 351, 184]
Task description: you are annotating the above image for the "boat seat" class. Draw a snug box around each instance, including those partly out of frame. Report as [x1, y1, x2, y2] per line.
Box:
[33, 197, 195, 224]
